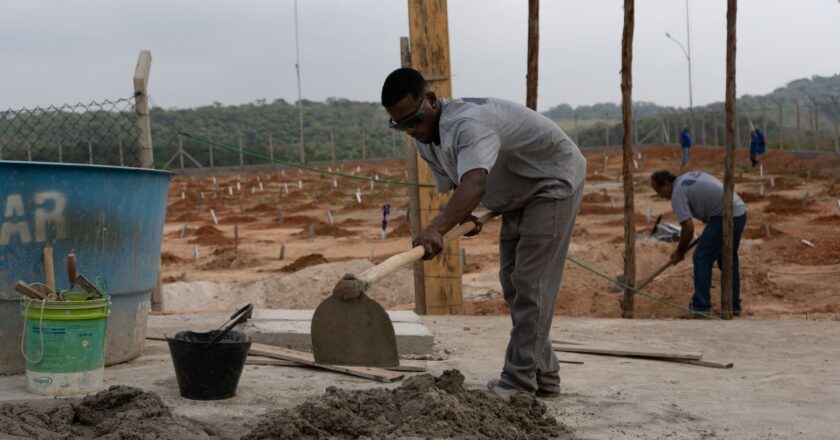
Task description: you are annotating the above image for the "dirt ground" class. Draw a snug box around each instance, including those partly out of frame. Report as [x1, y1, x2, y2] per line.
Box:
[1, 314, 838, 439]
[158, 146, 840, 319]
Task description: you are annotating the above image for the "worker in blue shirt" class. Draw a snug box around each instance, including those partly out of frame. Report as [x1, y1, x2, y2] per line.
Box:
[749, 127, 766, 168]
[679, 127, 692, 170]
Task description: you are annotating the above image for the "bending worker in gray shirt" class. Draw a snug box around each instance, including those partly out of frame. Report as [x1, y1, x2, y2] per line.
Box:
[381, 68, 586, 400]
[650, 170, 748, 316]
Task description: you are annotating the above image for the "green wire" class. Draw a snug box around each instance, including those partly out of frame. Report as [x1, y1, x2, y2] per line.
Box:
[161, 130, 719, 319]
[566, 256, 721, 320]
[161, 131, 435, 188]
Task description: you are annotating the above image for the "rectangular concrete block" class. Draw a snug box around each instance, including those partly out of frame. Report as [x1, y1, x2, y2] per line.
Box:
[243, 309, 434, 356]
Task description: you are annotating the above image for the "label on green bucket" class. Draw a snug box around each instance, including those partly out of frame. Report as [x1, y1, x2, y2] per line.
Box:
[25, 319, 107, 373]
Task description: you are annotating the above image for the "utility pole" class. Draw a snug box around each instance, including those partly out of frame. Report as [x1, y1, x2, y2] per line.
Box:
[665, 0, 694, 134]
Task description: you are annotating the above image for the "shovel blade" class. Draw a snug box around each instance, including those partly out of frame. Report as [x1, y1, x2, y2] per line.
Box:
[311, 292, 399, 367]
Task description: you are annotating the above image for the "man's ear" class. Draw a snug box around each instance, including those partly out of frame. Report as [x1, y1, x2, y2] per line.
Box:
[427, 91, 438, 108]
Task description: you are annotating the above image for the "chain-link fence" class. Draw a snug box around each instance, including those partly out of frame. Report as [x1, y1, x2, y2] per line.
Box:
[0, 98, 141, 167]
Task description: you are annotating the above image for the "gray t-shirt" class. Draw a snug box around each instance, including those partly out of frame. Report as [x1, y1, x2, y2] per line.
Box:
[671, 171, 748, 223]
[415, 97, 586, 212]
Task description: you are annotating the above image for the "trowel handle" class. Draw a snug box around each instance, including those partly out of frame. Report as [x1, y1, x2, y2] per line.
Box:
[636, 238, 700, 291]
[361, 212, 498, 286]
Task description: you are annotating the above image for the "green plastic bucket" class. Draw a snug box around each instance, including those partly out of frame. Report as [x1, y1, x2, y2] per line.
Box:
[21, 292, 111, 396]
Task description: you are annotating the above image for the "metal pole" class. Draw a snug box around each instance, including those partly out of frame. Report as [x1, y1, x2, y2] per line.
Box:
[208, 132, 214, 169]
[362, 127, 367, 159]
[59, 143, 64, 163]
[294, 0, 306, 165]
[330, 128, 336, 163]
[87, 141, 92, 164]
[118, 140, 123, 166]
[796, 99, 802, 150]
[685, 0, 694, 134]
[268, 132, 274, 167]
[775, 99, 784, 150]
[179, 137, 185, 169]
[238, 130, 244, 169]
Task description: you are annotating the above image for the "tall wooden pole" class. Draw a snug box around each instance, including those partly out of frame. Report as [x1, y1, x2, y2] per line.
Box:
[620, 0, 636, 318]
[407, 0, 464, 315]
[721, 0, 737, 320]
[133, 50, 153, 168]
[526, 0, 539, 110]
[401, 36, 426, 315]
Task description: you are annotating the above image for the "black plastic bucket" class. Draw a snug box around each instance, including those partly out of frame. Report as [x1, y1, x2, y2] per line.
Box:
[166, 330, 252, 400]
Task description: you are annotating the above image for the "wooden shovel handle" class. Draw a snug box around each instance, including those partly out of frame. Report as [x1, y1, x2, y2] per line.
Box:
[635, 238, 699, 291]
[360, 212, 498, 286]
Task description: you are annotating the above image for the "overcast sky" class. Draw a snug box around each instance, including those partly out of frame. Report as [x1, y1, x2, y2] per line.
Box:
[2, 0, 839, 111]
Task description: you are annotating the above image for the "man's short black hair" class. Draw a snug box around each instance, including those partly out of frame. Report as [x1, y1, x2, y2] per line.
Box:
[650, 170, 677, 187]
[381, 68, 427, 108]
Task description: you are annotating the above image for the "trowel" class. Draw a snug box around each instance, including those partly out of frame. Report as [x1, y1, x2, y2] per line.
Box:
[311, 211, 497, 367]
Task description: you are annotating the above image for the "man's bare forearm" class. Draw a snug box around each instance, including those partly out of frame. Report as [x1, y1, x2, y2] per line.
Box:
[427, 168, 486, 236]
[676, 219, 694, 253]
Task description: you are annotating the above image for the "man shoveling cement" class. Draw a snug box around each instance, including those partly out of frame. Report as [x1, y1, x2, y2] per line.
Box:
[377, 68, 586, 400]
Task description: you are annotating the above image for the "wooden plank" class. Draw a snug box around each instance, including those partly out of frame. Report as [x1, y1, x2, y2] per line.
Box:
[247, 355, 427, 372]
[554, 345, 702, 361]
[667, 359, 734, 369]
[408, 0, 464, 316]
[249, 343, 404, 383]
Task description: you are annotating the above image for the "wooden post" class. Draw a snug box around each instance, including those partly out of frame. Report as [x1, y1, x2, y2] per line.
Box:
[133, 50, 153, 168]
[605, 112, 610, 147]
[620, 0, 636, 319]
[701, 113, 707, 145]
[59, 143, 63, 163]
[118, 140, 123, 166]
[526, 0, 539, 110]
[401, 36, 427, 315]
[713, 111, 719, 146]
[721, 0, 737, 320]
[88, 141, 93, 164]
[573, 112, 579, 145]
[408, 0, 464, 315]
[809, 97, 820, 151]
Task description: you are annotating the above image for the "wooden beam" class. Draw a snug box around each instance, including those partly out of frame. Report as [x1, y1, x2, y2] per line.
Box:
[246, 355, 428, 372]
[620, 0, 636, 319]
[526, 0, 539, 110]
[133, 50, 153, 168]
[407, 0, 464, 315]
[400, 36, 427, 315]
[721, 0, 737, 320]
[249, 343, 404, 383]
[554, 345, 702, 361]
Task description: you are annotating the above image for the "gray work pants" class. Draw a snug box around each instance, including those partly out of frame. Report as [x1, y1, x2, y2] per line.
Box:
[498, 185, 583, 392]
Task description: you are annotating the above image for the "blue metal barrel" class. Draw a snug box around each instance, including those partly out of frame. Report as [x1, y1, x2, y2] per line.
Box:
[0, 161, 170, 375]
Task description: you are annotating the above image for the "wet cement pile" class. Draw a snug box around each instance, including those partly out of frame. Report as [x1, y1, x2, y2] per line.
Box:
[0, 386, 220, 439]
[243, 370, 571, 440]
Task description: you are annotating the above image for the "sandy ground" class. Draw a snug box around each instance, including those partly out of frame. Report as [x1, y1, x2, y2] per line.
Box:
[1, 314, 838, 439]
[157, 146, 840, 320]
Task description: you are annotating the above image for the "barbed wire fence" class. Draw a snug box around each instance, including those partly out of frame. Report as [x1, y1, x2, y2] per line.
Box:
[0, 98, 142, 167]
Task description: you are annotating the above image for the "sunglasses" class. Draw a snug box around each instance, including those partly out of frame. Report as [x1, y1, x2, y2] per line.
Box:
[388, 97, 426, 131]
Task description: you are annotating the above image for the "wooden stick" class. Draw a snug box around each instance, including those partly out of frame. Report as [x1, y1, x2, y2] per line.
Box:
[666, 358, 734, 369]
[43, 247, 56, 292]
[246, 355, 428, 372]
[249, 343, 404, 383]
[553, 345, 702, 361]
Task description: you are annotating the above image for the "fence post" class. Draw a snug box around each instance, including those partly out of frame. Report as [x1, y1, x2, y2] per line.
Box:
[178, 137, 185, 169]
[796, 99, 802, 150]
[268, 132, 275, 169]
[361, 127, 367, 159]
[810, 97, 820, 152]
[391, 129, 397, 157]
[133, 50, 154, 168]
[27, 142, 32, 161]
[330, 128, 336, 163]
[238, 130, 244, 169]
[775, 99, 784, 150]
[59, 143, 63, 163]
[207, 132, 214, 169]
[573, 112, 579, 145]
[118, 140, 123, 166]
[830, 95, 839, 153]
[701, 112, 707, 145]
[88, 141, 93, 164]
[604, 112, 610, 147]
